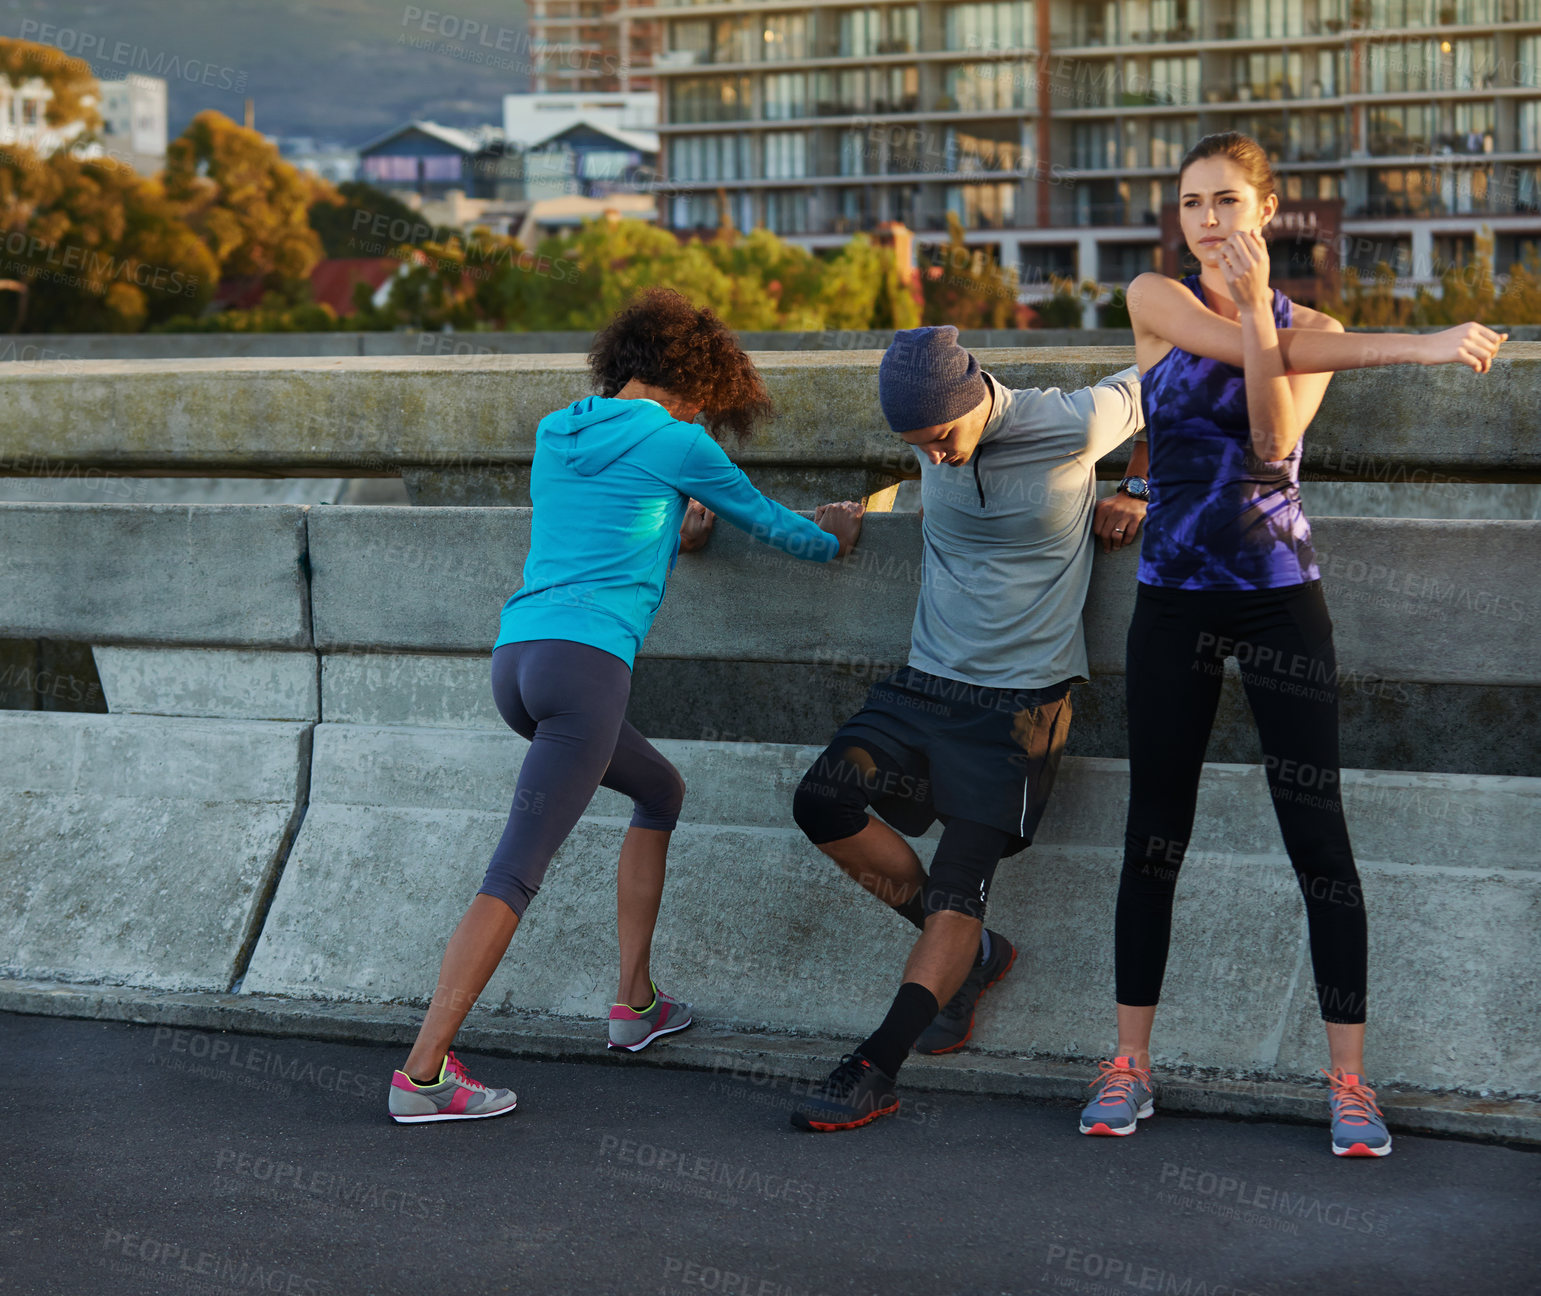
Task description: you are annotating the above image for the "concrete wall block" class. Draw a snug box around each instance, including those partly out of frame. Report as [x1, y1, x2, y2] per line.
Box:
[0, 502, 312, 648]
[0, 712, 310, 991]
[1084, 518, 1541, 684]
[322, 653, 502, 729]
[94, 647, 318, 720]
[10, 346, 1536, 477]
[0, 712, 311, 801]
[1274, 864, 1541, 1095]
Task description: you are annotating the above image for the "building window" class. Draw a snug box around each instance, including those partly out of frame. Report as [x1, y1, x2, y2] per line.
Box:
[838, 6, 919, 58]
[1072, 121, 1118, 170]
[20, 98, 40, 126]
[1521, 100, 1541, 154]
[839, 129, 869, 176]
[765, 71, 810, 120]
[1286, 110, 1340, 162]
[945, 181, 1017, 228]
[1229, 0, 1305, 37]
[1123, 55, 1199, 106]
[1148, 116, 1196, 168]
[763, 130, 808, 179]
[812, 69, 867, 116]
[761, 13, 808, 62]
[672, 193, 720, 231]
[671, 134, 747, 181]
[1096, 242, 1155, 284]
[764, 190, 807, 233]
[944, 2, 1035, 53]
[362, 155, 419, 183]
[944, 62, 1032, 112]
[671, 76, 752, 123]
[948, 125, 1023, 173]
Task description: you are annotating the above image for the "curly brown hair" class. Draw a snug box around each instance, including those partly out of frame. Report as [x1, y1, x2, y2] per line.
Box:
[587, 287, 772, 442]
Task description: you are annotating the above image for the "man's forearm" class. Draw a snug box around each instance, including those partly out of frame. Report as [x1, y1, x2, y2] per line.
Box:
[1124, 441, 1149, 479]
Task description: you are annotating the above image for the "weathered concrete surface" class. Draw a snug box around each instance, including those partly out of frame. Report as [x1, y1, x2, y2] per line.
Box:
[0, 711, 310, 991]
[3, 348, 1537, 507]
[6, 324, 1537, 361]
[0, 502, 311, 648]
[93, 647, 318, 721]
[239, 721, 1541, 1096]
[306, 507, 1541, 686]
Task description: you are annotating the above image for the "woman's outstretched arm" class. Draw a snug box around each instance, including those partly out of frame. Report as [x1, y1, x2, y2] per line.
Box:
[1126, 271, 1507, 375]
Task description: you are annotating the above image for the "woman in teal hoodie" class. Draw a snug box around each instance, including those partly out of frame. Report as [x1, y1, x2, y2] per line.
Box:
[388, 288, 865, 1122]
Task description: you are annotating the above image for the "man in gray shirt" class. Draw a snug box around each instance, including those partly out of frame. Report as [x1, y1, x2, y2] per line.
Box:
[788, 325, 1148, 1132]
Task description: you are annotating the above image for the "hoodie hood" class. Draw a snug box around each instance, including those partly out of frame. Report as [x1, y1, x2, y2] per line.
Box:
[540, 394, 681, 477]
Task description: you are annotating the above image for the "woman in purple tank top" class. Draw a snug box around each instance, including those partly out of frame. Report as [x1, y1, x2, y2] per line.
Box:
[1077, 132, 1509, 1157]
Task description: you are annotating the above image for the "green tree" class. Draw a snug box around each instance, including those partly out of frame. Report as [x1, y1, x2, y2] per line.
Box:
[920, 213, 1020, 328]
[308, 180, 423, 259]
[163, 110, 322, 282]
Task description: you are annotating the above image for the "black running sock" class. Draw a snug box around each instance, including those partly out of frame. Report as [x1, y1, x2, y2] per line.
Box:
[856, 982, 940, 1079]
[894, 891, 926, 932]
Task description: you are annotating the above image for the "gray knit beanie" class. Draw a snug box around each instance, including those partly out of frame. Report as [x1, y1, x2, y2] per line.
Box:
[877, 325, 989, 433]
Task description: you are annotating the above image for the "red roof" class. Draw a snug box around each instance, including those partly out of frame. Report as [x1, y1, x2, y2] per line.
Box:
[211, 258, 401, 315]
[307, 258, 401, 315]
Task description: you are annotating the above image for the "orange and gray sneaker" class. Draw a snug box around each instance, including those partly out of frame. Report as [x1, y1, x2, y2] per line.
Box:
[1079, 1056, 1155, 1136]
[607, 980, 693, 1052]
[388, 1050, 518, 1124]
[1323, 1068, 1392, 1157]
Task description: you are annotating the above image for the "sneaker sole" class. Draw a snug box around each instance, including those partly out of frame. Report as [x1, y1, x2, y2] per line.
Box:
[607, 1015, 694, 1053]
[1333, 1139, 1392, 1157]
[913, 945, 1018, 1056]
[1079, 1101, 1155, 1136]
[790, 1099, 900, 1133]
[390, 1099, 518, 1124]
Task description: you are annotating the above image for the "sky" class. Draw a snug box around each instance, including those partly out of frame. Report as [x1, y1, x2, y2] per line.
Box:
[4, 0, 532, 144]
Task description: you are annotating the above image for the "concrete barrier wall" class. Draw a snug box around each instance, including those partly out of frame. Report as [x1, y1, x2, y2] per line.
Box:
[6, 325, 1539, 362]
[3, 348, 1537, 508]
[2, 499, 1537, 1097]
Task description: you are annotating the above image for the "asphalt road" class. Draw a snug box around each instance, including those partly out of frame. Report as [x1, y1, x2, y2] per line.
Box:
[3, 1012, 1536, 1296]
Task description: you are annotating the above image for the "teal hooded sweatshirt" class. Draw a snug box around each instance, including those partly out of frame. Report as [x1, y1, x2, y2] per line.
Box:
[495, 394, 841, 668]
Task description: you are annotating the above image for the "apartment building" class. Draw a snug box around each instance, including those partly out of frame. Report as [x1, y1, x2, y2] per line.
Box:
[635, 0, 1541, 307]
[529, 0, 661, 92]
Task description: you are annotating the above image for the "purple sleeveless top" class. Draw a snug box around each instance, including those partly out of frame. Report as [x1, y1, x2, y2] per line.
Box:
[1137, 273, 1319, 591]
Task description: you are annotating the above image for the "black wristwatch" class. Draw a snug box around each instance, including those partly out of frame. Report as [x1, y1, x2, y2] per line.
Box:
[1118, 476, 1150, 501]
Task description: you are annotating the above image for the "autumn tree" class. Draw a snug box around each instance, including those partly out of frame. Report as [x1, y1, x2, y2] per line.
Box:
[0, 146, 216, 331]
[0, 37, 102, 139]
[163, 110, 322, 282]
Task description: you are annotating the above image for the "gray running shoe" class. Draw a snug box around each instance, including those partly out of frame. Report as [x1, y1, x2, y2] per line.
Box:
[1323, 1068, 1392, 1157]
[607, 981, 693, 1052]
[1079, 1056, 1154, 1136]
[388, 1050, 517, 1124]
[913, 930, 1016, 1055]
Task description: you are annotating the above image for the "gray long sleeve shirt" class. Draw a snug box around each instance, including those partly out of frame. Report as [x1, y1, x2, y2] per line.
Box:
[907, 364, 1146, 690]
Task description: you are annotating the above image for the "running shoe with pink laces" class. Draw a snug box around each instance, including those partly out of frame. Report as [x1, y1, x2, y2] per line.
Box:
[1079, 1056, 1155, 1136]
[607, 981, 693, 1052]
[388, 1051, 518, 1124]
[1323, 1068, 1392, 1157]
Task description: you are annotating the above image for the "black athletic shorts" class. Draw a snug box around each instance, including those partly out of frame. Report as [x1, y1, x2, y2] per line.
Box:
[828, 665, 1074, 859]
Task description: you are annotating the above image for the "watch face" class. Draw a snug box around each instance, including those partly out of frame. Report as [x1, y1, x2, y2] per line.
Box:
[1124, 476, 1150, 499]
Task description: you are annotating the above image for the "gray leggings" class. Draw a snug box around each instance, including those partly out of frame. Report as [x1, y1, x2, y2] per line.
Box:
[479, 639, 685, 917]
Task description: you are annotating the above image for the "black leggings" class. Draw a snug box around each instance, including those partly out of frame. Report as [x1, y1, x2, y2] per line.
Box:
[1117, 580, 1367, 1024]
[479, 639, 684, 917]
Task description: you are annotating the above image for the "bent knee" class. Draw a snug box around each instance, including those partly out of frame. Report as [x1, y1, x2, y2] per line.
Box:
[792, 764, 868, 845]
